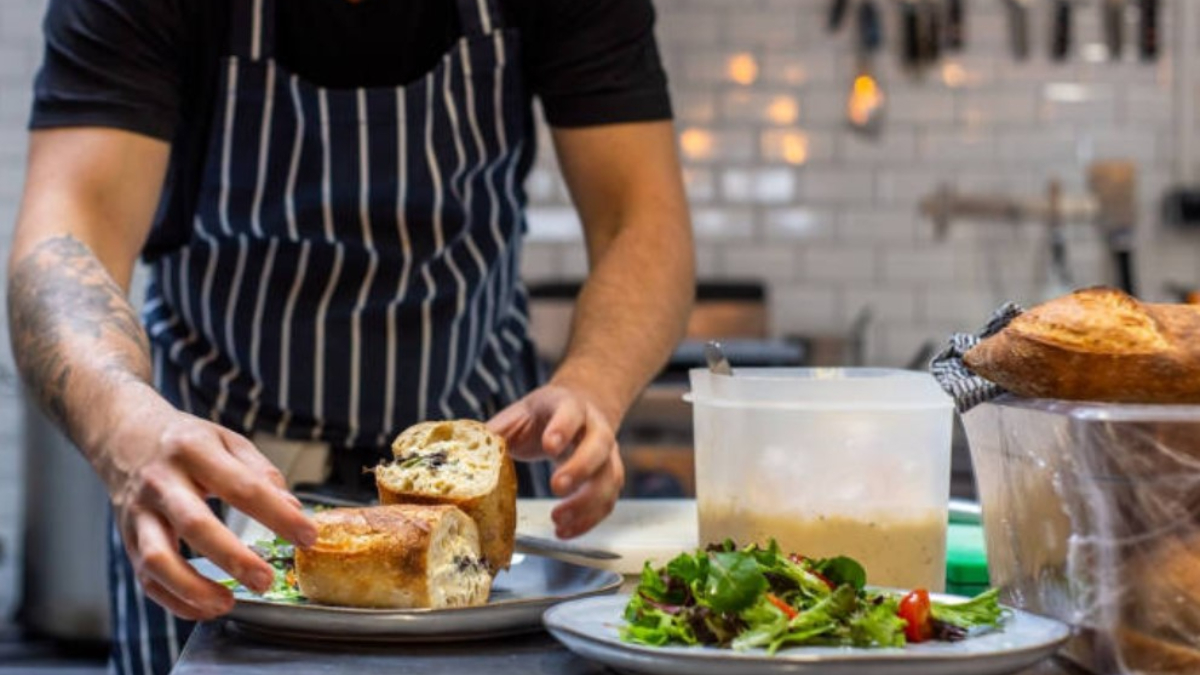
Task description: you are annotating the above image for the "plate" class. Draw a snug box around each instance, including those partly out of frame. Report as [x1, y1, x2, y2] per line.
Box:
[543, 594, 1071, 675]
[190, 553, 622, 642]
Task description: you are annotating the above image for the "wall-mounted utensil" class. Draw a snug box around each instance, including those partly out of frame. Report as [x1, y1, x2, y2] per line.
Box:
[1051, 0, 1072, 62]
[901, 0, 922, 70]
[1004, 0, 1031, 60]
[946, 0, 966, 51]
[920, 0, 942, 63]
[1139, 0, 1159, 61]
[828, 0, 851, 33]
[1103, 0, 1126, 61]
[847, 0, 886, 135]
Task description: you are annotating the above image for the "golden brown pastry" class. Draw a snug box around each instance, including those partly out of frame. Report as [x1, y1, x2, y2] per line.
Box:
[964, 287, 1200, 403]
[294, 504, 491, 609]
[375, 419, 517, 573]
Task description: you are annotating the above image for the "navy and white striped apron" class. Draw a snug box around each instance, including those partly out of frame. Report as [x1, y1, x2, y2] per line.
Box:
[110, 0, 540, 671]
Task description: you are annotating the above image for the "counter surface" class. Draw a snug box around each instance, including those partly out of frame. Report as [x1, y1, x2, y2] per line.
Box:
[174, 621, 1087, 675]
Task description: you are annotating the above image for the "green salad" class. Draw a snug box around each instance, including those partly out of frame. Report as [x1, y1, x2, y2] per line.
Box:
[219, 537, 304, 602]
[621, 540, 1004, 654]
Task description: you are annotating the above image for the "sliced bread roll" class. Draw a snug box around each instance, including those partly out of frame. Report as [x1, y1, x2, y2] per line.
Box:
[294, 504, 491, 609]
[375, 420, 517, 573]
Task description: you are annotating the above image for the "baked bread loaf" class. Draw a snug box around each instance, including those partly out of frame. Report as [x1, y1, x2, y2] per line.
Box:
[964, 287, 1200, 403]
[375, 420, 517, 573]
[294, 504, 491, 609]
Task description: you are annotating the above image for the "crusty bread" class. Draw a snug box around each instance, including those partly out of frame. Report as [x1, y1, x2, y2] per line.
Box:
[294, 504, 491, 609]
[375, 420, 517, 574]
[964, 287, 1200, 403]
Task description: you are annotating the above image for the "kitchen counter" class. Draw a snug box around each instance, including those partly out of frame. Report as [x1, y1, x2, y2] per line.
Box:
[174, 620, 1087, 675]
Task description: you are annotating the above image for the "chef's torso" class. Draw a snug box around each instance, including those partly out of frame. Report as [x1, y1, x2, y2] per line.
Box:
[142, 0, 539, 449]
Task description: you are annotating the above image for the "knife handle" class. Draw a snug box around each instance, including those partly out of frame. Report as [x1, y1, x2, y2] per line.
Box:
[1139, 0, 1159, 61]
[1051, 0, 1072, 62]
[946, 0, 965, 51]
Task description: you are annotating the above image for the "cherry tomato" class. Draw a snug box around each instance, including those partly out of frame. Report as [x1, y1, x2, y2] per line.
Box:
[898, 589, 934, 643]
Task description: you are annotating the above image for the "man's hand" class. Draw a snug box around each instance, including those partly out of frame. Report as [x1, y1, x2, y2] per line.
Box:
[488, 384, 624, 539]
[101, 392, 317, 621]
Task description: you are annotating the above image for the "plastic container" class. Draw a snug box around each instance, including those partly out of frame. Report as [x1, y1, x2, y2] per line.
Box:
[962, 396, 1200, 675]
[688, 368, 955, 591]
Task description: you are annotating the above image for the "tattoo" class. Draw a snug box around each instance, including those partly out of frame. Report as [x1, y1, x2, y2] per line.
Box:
[7, 235, 151, 438]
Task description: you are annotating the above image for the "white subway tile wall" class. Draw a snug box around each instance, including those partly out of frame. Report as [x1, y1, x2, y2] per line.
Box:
[523, 0, 1198, 369]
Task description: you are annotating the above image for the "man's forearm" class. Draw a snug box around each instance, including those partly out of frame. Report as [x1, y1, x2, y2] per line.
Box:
[550, 213, 695, 425]
[7, 234, 157, 452]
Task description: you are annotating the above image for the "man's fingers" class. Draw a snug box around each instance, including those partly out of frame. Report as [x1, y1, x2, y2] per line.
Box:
[551, 408, 614, 496]
[185, 447, 317, 548]
[157, 487, 275, 594]
[542, 398, 585, 461]
[220, 428, 289, 492]
[128, 511, 235, 618]
[138, 577, 208, 622]
[551, 455, 623, 538]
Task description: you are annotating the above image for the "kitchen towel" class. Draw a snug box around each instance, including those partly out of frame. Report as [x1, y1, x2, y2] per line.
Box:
[929, 302, 1025, 412]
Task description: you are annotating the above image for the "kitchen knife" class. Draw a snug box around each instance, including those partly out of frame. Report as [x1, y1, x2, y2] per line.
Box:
[946, 0, 965, 51]
[828, 0, 851, 33]
[901, 0, 922, 70]
[1004, 0, 1030, 61]
[1051, 0, 1072, 62]
[1103, 0, 1126, 61]
[1139, 0, 1159, 61]
[920, 0, 942, 65]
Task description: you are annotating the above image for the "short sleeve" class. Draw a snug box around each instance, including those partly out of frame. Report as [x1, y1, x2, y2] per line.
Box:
[528, 0, 672, 128]
[30, 0, 186, 141]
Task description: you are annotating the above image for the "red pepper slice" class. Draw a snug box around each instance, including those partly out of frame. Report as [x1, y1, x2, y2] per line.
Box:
[897, 589, 934, 643]
[766, 593, 798, 620]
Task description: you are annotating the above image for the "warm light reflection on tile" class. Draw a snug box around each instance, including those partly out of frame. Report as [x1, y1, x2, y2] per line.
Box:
[941, 62, 967, 88]
[680, 127, 714, 160]
[728, 53, 759, 85]
[780, 132, 809, 165]
[766, 96, 800, 125]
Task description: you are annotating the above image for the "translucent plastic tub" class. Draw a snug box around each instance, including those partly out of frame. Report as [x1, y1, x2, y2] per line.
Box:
[688, 368, 954, 591]
[963, 396, 1200, 674]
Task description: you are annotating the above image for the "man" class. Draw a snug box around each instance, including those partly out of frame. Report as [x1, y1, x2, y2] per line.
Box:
[5, 0, 694, 672]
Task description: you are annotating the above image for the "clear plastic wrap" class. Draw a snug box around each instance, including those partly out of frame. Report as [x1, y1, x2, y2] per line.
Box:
[963, 396, 1200, 674]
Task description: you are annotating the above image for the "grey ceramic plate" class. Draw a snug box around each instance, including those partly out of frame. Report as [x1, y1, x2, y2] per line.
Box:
[543, 594, 1071, 675]
[190, 553, 622, 643]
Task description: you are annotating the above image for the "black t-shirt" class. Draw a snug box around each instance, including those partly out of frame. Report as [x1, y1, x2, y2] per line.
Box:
[30, 0, 671, 256]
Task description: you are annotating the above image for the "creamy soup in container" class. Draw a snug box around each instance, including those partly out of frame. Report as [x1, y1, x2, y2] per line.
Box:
[688, 368, 954, 591]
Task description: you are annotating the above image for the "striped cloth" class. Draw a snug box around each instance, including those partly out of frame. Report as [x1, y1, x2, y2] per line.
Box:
[929, 302, 1024, 413]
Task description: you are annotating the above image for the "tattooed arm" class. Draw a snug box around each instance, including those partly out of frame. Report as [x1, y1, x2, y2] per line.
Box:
[7, 128, 315, 620]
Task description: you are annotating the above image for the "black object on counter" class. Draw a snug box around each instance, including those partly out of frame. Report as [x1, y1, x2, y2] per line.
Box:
[902, 1, 922, 68]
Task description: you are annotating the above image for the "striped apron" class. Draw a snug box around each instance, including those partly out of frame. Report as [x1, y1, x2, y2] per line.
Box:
[110, 0, 541, 671]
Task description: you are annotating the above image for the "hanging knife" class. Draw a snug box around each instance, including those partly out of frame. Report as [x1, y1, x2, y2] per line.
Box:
[1004, 0, 1030, 61]
[901, 0, 922, 70]
[1051, 0, 1072, 62]
[828, 0, 851, 32]
[946, 0, 965, 51]
[1103, 0, 1125, 61]
[1139, 0, 1159, 61]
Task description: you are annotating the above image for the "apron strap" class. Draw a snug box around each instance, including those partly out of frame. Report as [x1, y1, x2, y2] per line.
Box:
[229, 0, 277, 61]
[457, 0, 502, 38]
